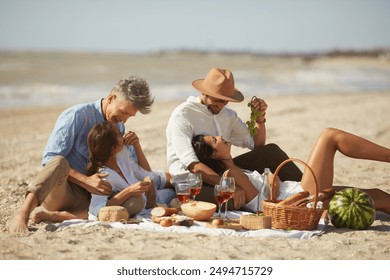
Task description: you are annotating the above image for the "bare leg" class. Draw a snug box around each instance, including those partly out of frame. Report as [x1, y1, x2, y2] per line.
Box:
[9, 192, 39, 235]
[301, 128, 390, 212]
[332, 186, 390, 214]
[32, 209, 88, 224]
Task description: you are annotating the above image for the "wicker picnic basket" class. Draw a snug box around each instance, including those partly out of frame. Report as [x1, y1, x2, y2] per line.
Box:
[262, 158, 324, 230]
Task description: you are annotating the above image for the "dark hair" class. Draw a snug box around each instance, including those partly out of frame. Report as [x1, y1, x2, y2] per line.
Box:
[86, 122, 120, 175]
[192, 134, 225, 175]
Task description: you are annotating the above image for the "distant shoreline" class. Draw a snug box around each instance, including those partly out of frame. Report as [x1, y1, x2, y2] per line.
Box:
[1, 51, 389, 109]
[1, 48, 390, 59]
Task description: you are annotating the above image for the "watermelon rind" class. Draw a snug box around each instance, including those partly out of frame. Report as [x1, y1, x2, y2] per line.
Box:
[329, 188, 375, 230]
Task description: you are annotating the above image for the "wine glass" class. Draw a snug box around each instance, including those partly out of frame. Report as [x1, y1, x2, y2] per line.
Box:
[214, 185, 226, 218]
[219, 177, 235, 220]
[175, 182, 191, 203]
[187, 173, 202, 201]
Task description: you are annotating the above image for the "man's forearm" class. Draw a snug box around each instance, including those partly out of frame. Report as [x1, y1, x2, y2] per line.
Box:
[67, 167, 89, 190]
[253, 122, 266, 147]
[188, 162, 221, 186]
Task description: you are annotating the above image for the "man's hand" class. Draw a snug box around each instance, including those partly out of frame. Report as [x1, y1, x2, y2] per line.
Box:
[250, 97, 268, 123]
[84, 173, 112, 195]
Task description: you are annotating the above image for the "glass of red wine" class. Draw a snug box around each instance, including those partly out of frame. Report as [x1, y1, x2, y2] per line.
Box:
[214, 184, 226, 218]
[187, 173, 202, 201]
[219, 177, 235, 220]
[175, 182, 191, 203]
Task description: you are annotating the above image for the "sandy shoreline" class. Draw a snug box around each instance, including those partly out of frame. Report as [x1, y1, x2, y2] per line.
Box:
[0, 92, 389, 260]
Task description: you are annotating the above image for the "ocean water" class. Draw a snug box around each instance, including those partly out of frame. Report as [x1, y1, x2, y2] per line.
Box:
[1, 51, 390, 108]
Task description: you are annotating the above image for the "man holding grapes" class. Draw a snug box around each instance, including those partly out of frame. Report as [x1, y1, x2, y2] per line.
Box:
[166, 67, 302, 209]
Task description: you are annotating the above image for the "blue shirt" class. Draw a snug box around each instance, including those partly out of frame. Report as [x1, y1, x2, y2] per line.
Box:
[42, 99, 126, 174]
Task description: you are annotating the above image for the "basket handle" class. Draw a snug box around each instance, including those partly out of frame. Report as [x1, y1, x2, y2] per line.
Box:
[271, 158, 320, 209]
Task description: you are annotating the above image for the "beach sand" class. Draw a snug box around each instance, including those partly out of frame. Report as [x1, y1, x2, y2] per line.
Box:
[0, 92, 389, 260]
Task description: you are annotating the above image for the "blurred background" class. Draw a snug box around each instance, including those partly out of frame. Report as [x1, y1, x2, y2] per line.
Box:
[1, 0, 389, 108]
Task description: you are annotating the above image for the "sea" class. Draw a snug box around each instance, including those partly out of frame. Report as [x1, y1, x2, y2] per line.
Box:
[1, 51, 390, 109]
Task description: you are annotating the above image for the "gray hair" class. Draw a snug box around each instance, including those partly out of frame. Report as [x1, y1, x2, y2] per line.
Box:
[111, 76, 154, 114]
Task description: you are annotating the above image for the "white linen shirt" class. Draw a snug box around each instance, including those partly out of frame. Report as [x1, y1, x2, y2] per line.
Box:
[166, 96, 254, 175]
[89, 147, 169, 217]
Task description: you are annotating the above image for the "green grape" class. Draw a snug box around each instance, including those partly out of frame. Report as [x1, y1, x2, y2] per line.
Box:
[246, 97, 264, 136]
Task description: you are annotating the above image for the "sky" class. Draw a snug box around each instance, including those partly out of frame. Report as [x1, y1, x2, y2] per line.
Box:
[0, 0, 390, 54]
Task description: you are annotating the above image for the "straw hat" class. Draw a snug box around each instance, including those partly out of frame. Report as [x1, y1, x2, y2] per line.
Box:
[192, 68, 244, 102]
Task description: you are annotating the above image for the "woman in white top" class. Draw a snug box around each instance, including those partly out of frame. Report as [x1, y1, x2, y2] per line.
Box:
[192, 127, 390, 214]
[86, 122, 175, 219]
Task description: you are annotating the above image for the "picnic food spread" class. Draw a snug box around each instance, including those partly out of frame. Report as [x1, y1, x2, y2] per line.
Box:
[151, 182, 338, 230]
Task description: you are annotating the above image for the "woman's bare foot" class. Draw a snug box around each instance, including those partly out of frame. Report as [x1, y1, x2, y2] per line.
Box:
[8, 212, 29, 235]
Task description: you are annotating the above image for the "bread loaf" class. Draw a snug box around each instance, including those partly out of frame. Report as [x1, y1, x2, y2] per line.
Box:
[277, 191, 310, 206]
[143, 176, 151, 183]
[151, 206, 179, 217]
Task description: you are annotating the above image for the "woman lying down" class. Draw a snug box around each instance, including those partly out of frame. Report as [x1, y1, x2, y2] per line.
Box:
[191, 127, 390, 214]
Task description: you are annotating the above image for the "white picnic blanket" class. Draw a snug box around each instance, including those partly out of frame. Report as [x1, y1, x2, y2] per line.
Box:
[55, 209, 328, 239]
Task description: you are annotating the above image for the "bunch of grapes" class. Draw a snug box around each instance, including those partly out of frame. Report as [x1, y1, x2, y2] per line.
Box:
[246, 96, 264, 136]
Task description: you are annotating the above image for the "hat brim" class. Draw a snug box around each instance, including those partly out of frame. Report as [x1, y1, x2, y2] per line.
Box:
[192, 79, 244, 103]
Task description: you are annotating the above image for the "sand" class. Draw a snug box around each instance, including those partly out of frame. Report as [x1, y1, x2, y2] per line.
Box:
[0, 92, 389, 260]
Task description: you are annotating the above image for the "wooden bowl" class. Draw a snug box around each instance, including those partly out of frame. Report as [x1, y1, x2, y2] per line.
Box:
[181, 201, 216, 221]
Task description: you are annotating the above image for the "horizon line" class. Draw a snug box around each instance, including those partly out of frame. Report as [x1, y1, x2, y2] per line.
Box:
[1, 47, 390, 58]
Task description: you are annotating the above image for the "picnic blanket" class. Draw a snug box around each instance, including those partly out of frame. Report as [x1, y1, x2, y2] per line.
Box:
[54, 209, 328, 239]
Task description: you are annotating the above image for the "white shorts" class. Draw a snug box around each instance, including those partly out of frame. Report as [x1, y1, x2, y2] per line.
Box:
[242, 170, 304, 212]
[277, 181, 304, 200]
